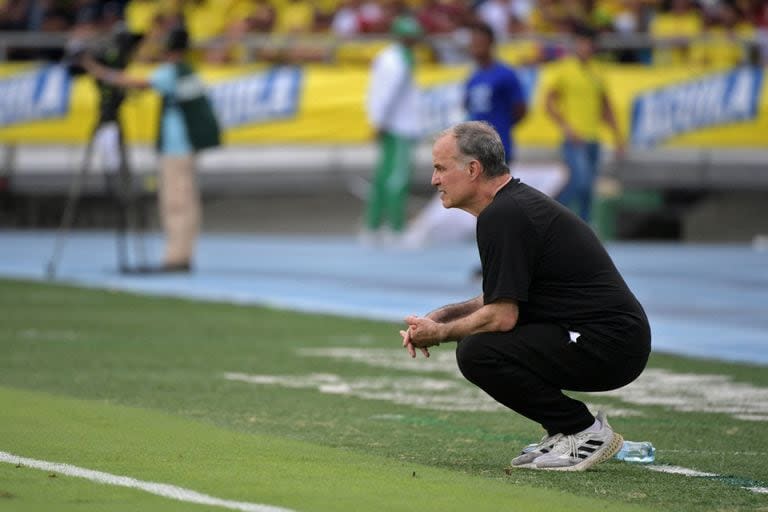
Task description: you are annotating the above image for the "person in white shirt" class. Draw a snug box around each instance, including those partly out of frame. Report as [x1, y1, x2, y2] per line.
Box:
[332, 0, 362, 37]
[363, 15, 423, 242]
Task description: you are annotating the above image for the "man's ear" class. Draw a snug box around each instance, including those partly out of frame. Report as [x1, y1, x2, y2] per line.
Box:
[467, 160, 482, 181]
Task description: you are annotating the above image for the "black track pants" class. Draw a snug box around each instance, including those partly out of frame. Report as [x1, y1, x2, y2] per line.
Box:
[455, 323, 649, 435]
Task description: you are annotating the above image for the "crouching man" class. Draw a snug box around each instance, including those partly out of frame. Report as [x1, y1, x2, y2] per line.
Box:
[401, 121, 650, 471]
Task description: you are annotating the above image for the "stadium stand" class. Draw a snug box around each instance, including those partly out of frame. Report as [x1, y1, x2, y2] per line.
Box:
[1, 1, 767, 241]
[1, 1, 766, 65]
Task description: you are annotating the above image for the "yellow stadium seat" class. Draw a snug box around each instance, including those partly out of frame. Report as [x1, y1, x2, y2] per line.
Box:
[274, 0, 315, 33]
[185, 2, 228, 41]
[125, 0, 159, 34]
[227, 0, 259, 23]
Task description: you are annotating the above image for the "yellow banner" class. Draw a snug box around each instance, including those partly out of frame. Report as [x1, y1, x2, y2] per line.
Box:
[0, 62, 765, 148]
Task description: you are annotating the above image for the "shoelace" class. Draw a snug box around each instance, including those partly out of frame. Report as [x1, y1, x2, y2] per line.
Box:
[534, 433, 561, 451]
[562, 435, 580, 459]
[518, 433, 558, 458]
[558, 435, 579, 459]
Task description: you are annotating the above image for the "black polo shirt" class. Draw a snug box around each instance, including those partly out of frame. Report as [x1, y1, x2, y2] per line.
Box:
[477, 178, 650, 354]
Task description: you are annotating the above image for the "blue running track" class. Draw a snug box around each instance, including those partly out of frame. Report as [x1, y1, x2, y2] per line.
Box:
[1, 230, 766, 365]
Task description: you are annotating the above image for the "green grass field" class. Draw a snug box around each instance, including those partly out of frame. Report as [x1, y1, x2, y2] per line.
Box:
[1, 278, 767, 511]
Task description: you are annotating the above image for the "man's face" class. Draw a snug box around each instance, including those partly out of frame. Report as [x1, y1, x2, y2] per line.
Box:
[469, 30, 492, 62]
[431, 135, 473, 209]
[573, 35, 594, 60]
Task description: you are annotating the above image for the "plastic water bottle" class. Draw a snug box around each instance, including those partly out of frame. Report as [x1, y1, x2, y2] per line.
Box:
[615, 441, 655, 463]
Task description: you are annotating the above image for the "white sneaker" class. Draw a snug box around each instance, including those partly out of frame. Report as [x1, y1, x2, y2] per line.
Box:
[509, 433, 563, 468]
[532, 411, 624, 472]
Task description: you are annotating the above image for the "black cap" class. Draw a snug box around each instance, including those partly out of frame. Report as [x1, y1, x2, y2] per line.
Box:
[166, 28, 189, 52]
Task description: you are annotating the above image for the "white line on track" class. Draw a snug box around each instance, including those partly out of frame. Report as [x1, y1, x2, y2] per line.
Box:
[0, 451, 296, 512]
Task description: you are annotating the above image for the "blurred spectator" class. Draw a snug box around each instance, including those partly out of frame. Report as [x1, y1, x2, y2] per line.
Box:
[611, 0, 642, 34]
[228, 0, 275, 33]
[417, 0, 469, 34]
[3, 0, 767, 66]
[332, 0, 363, 37]
[508, 0, 534, 33]
[586, 0, 617, 31]
[690, 2, 753, 68]
[26, 0, 69, 32]
[560, 0, 595, 28]
[545, 24, 625, 223]
[649, 0, 703, 65]
[529, 0, 567, 35]
[67, 2, 102, 41]
[313, 0, 339, 31]
[205, 0, 276, 63]
[363, 15, 424, 244]
[274, 0, 316, 34]
[0, 0, 31, 30]
[359, 0, 389, 33]
[751, 0, 768, 63]
[524, 0, 573, 63]
[101, 0, 126, 27]
[610, 0, 652, 63]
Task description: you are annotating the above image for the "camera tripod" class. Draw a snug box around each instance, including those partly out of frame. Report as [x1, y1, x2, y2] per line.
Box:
[45, 120, 148, 279]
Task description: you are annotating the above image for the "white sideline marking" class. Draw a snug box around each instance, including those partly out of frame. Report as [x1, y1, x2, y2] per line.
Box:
[664, 449, 768, 456]
[647, 465, 719, 478]
[0, 451, 295, 512]
[647, 465, 768, 494]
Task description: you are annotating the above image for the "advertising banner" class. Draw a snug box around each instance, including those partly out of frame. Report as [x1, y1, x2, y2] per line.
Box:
[0, 65, 72, 127]
[629, 67, 764, 148]
[0, 62, 765, 148]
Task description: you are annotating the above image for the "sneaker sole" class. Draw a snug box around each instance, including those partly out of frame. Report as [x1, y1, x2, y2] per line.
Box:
[534, 432, 625, 472]
[504, 462, 537, 472]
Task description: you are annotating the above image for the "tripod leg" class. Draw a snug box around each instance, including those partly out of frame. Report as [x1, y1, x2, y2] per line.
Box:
[111, 124, 130, 272]
[45, 136, 95, 280]
[116, 123, 149, 270]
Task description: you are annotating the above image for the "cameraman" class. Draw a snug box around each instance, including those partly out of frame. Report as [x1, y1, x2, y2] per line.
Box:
[80, 28, 221, 273]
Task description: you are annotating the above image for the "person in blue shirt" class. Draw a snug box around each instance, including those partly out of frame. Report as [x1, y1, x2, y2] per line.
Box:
[401, 21, 528, 250]
[465, 21, 527, 164]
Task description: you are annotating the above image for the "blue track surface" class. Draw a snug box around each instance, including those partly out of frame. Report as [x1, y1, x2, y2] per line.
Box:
[1, 230, 766, 365]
